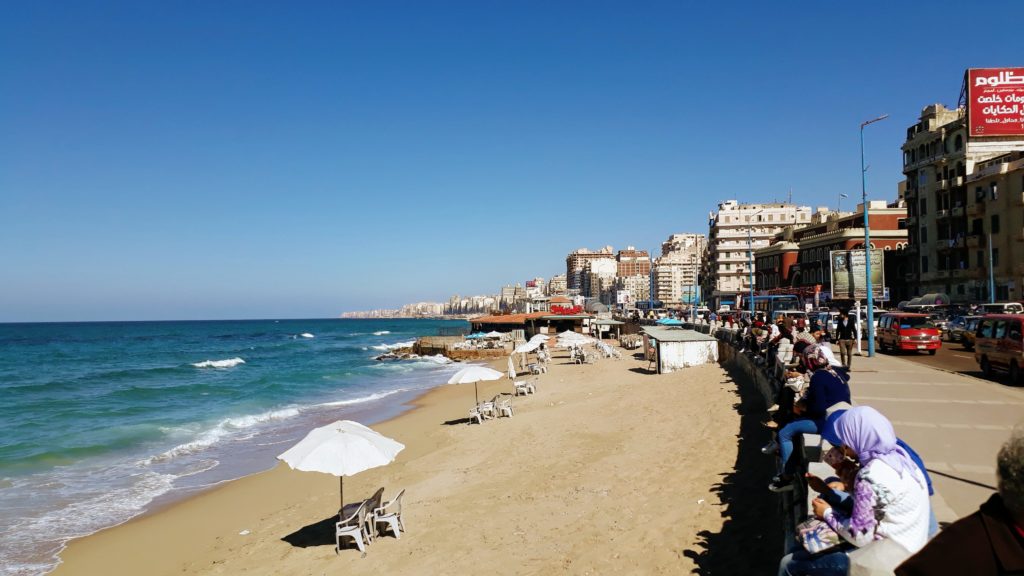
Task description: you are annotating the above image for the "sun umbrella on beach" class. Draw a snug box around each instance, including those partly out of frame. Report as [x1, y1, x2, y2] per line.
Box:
[447, 365, 504, 404]
[277, 420, 404, 510]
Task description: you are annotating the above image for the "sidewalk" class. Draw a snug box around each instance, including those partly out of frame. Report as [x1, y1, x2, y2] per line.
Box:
[836, 347, 1024, 522]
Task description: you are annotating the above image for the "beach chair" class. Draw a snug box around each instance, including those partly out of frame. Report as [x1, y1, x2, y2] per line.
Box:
[336, 500, 371, 554]
[364, 487, 385, 541]
[496, 396, 514, 417]
[468, 405, 486, 424]
[374, 489, 406, 539]
[514, 381, 530, 396]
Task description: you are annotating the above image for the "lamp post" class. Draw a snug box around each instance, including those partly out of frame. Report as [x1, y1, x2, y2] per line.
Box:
[747, 209, 764, 317]
[861, 113, 888, 357]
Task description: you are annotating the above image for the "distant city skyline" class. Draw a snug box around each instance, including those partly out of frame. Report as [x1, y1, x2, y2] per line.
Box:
[1, 1, 1019, 321]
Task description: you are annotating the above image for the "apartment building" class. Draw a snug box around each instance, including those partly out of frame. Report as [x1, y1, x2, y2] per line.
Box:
[902, 100, 1024, 302]
[654, 233, 705, 305]
[615, 274, 651, 306]
[701, 200, 813, 310]
[547, 274, 567, 296]
[565, 246, 614, 290]
[615, 247, 651, 277]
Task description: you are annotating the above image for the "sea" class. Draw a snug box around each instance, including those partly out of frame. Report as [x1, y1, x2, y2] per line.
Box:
[0, 318, 469, 576]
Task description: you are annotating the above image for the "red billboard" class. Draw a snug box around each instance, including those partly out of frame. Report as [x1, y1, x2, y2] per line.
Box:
[968, 67, 1024, 137]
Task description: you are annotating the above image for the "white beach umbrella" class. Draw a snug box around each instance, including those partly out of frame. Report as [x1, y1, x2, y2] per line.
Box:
[529, 334, 549, 343]
[448, 365, 505, 404]
[514, 340, 541, 354]
[277, 420, 405, 510]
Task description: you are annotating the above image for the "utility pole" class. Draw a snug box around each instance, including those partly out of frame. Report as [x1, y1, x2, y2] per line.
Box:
[861, 114, 888, 357]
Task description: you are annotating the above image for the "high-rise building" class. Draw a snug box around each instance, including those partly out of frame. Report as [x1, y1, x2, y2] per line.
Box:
[654, 233, 705, 305]
[583, 259, 617, 302]
[702, 200, 813, 311]
[615, 247, 651, 278]
[565, 247, 614, 290]
[615, 274, 650, 305]
[901, 101, 1024, 301]
[547, 274, 567, 296]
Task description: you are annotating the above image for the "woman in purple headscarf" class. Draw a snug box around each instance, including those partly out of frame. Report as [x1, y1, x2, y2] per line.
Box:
[779, 406, 931, 576]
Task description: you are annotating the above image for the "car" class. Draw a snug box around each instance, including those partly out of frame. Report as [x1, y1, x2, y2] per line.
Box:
[976, 302, 1024, 315]
[875, 313, 941, 354]
[948, 315, 982, 343]
[961, 316, 983, 350]
[974, 314, 1024, 384]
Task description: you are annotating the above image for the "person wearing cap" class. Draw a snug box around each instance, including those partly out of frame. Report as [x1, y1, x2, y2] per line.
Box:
[768, 344, 852, 493]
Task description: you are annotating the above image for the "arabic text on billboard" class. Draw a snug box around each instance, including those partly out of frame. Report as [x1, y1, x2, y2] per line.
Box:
[829, 249, 884, 300]
[969, 68, 1024, 137]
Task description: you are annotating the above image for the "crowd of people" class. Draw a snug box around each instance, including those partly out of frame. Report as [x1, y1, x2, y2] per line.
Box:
[723, 313, 1024, 575]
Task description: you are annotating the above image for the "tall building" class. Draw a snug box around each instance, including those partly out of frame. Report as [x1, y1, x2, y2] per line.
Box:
[654, 233, 705, 305]
[565, 246, 614, 290]
[615, 274, 650, 305]
[615, 247, 651, 277]
[547, 274, 567, 296]
[583, 259, 617, 302]
[701, 200, 813, 310]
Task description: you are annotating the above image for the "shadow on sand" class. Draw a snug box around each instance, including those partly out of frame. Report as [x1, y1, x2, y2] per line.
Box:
[682, 362, 782, 574]
[282, 516, 338, 548]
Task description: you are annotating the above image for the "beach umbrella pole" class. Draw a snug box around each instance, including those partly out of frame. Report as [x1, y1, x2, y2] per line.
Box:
[340, 476, 344, 510]
[475, 381, 479, 404]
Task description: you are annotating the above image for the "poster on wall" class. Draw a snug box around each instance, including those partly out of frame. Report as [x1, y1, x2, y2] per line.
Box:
[968, 68, 1024, 137]
[829, 249, 885, 300]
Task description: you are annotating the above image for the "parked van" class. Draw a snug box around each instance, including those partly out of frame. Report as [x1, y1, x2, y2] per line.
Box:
[876, 313, 941, 354]
[974, 314, 1024, 384]
[977, 302, 1024, 315]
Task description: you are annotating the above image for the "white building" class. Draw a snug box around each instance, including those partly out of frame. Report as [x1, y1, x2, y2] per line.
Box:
[547, 274, 567, 296]
[654, 233, 705, 305]
[702, 200, 814, 311]
[583, 259, 617, 302]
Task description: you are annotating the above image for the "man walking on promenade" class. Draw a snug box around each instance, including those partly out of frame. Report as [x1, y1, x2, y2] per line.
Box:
[835, 310, 856, 369]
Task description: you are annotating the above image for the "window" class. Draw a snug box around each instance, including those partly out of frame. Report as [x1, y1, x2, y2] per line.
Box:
[980, 319, 995, 338]
[993, 248, 999, 267]
[972, 218, 983, 235]
[921, 256, 929, 273]
[991, 214, 1000, 234]
[920, 227, 928, 243]
[994, 320, 1008, 339]
[1009, 321, 1023, 342]
[954, 134, 963, 151]
[919, 198, 927, 215]
[991, 183, 998, 200]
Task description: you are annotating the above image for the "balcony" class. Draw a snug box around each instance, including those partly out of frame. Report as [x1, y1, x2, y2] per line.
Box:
[967, 234, 983, 248]
[1017, 192, 1024, 206]
[937, 237, 964, 250]
[935, 179, 949, 190]
[968, 268, 985, 279]
[904, 271, 918, 281]
[935, 269, 951, 279]
[935, 209, 950, 220]
[951, 206, 965, 217]
[951, 269, 966, 278]
[953, 175, 965, 186]
[967, 203, 985, 216]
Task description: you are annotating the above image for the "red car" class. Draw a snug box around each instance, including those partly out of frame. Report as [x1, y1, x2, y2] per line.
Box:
[876, 313, 942, 354]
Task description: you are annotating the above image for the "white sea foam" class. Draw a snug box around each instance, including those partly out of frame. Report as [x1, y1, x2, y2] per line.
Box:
[191, 357, 245, 369]
[419, 354, 453, 364]
[315, 389, 407, 408]
[143, 407, 301, 464]
[300, 333, 315, 338]
[370, 339, 416, 351]
[373, 330, 391, 336]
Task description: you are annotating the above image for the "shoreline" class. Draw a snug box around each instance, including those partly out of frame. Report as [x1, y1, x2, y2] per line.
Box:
[53, 346, 779, 575]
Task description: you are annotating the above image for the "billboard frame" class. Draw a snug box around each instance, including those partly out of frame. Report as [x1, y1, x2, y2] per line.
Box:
[829, 248, 885, 301]
[966, 67, 1024, 138]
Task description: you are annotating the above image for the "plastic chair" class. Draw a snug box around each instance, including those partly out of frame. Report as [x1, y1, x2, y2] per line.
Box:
[364, 487, 385, 542]
[336, 500, 370, 554]
[497, 396, 514, 417]
[374, 489, 406, 539]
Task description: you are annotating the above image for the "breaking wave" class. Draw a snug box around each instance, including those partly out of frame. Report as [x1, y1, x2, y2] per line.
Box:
[191, 358, 245, 369]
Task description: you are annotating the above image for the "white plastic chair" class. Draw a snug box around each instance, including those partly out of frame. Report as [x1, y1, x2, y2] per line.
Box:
[497, 396, 514, 417]
[374, 489, 406, 539]
[336, 500, 370, 554]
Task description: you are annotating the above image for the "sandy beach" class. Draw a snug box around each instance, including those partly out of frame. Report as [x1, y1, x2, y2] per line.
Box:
[54, 346, 780, 575]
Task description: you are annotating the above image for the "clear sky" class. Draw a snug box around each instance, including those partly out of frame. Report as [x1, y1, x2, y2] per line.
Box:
[1, 1, 1020, 321]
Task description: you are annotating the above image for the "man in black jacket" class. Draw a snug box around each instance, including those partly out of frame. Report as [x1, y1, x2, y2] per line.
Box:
[834, 310, 856, 368]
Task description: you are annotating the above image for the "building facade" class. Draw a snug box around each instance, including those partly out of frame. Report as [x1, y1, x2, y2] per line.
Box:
[547, 274, 567, 296]
[565, 247, 615, 290]
[615, 247, 651, 278]
[902, 102, 1024, 302]
[702, 200, 814, 311]
[754, 201, 909, 305]
[615, 274, 651, 306]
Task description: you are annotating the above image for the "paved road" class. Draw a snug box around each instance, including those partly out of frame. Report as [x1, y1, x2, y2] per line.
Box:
[836, 347, 1024, 523]
[863, 336, 1022, 387]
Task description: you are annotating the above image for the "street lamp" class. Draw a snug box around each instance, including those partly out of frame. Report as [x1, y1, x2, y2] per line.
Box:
[747, 209, 764, 317]
[861, 113, 888, 357]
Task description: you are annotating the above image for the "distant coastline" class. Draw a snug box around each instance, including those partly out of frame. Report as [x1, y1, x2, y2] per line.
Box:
[338, 312, 480, 320]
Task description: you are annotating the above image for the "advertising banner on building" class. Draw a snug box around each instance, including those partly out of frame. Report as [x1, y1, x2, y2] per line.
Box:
[616, 290, 632, 305]
[681, 286, 701, 305]
[829, 249, 884, 300]
[968, 68, 1024, 137]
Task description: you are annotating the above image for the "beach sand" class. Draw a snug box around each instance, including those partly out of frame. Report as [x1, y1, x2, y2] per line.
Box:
[54, 347, 780, 575]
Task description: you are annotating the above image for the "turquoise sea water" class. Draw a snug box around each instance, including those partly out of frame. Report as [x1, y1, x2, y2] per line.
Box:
[0, 318, 468, 575]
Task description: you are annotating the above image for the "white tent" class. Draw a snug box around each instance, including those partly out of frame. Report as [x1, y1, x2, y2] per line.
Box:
[514, 340, 542, 354]
[484, 331, 505, 339]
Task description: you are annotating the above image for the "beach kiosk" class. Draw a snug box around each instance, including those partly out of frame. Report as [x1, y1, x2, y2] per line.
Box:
[641, 326, 719, 374]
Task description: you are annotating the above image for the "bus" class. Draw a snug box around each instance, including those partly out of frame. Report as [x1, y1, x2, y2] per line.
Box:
[752, 295, 802, 320]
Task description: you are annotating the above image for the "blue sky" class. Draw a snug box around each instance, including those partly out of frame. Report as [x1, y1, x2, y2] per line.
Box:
[1, 1, 1020, 321]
